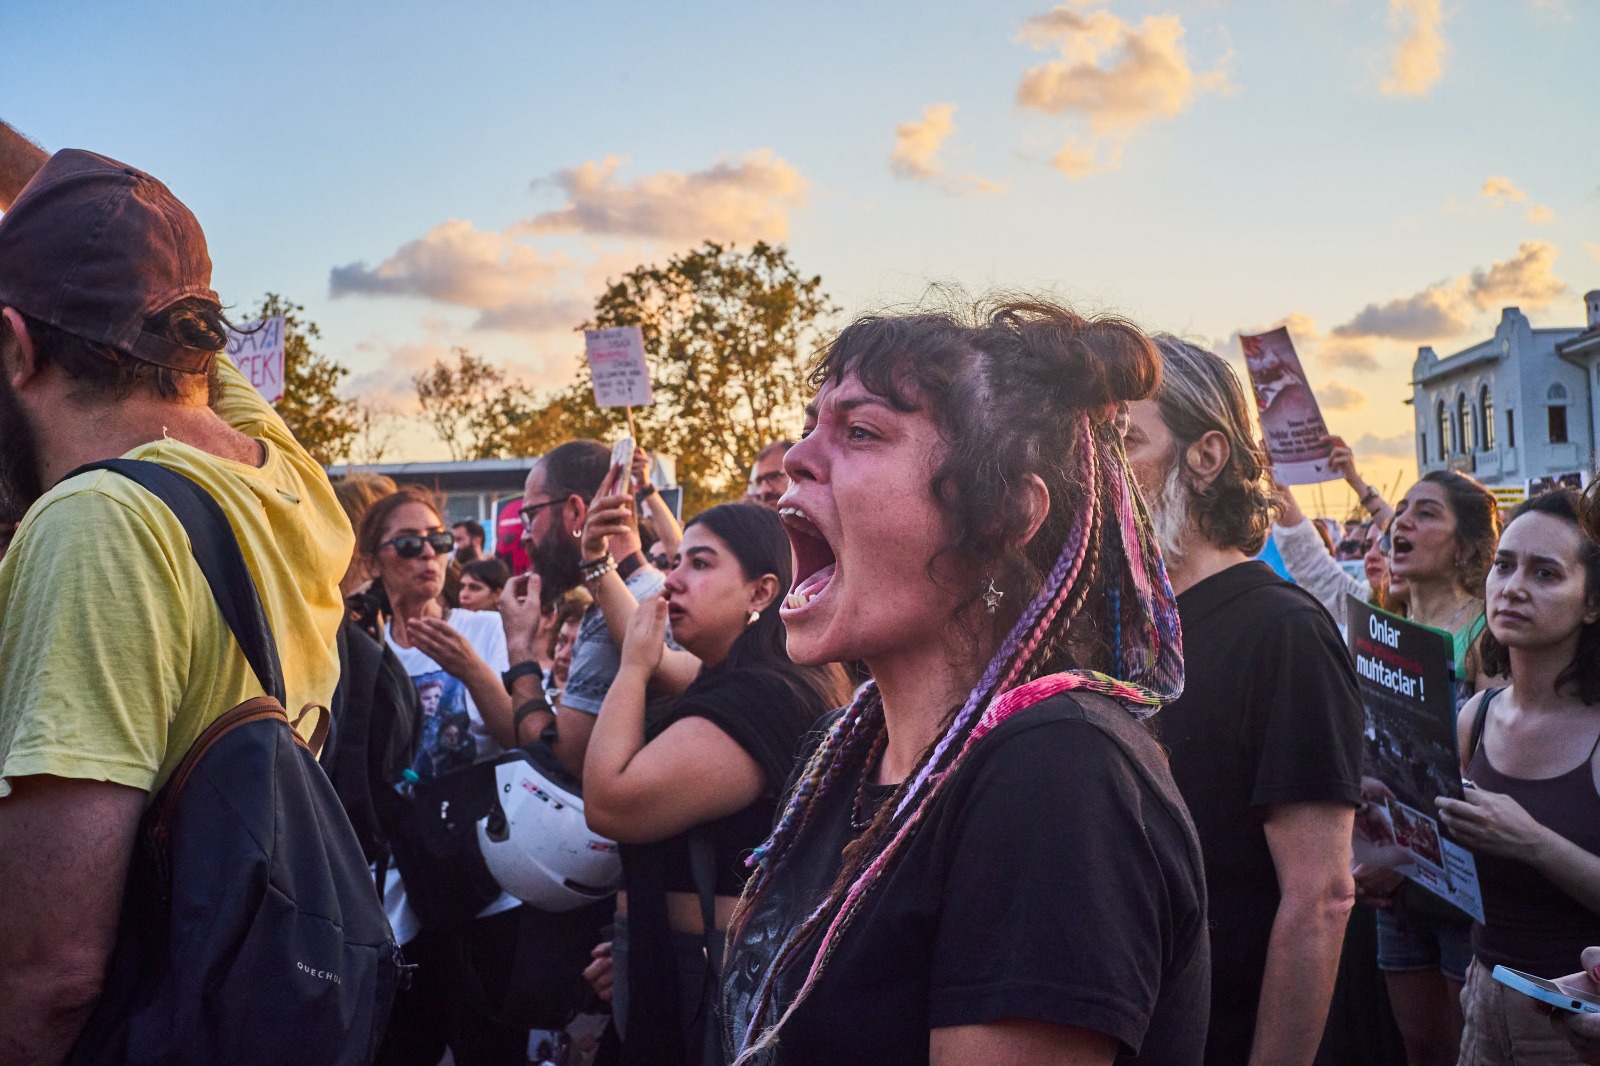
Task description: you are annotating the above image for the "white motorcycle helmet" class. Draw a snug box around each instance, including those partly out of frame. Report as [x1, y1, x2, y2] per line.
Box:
[477, 746, 622, 912]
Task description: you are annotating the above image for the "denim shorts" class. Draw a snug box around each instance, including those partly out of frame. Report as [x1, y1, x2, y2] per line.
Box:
[1375, 908, 1474, 981]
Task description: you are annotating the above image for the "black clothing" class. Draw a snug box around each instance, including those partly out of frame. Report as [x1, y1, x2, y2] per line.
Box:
[722, 691, 1211, 1065]
[1160, 561, 1364, 1066]
[619, 664, 825, 1066]
[1467, 689, 1600, 977]
[651, 667, 820, 896]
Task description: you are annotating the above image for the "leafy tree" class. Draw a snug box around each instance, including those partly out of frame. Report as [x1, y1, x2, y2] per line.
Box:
[235, 293, 360, 466]
[413, 347, 536, 461]
[510, 241, 836, 514]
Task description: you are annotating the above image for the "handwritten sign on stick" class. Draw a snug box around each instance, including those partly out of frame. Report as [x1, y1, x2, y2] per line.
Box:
[226, 317, 287, 404]
[584, 326, 654, 409]
[1239, 325, 1333, 484]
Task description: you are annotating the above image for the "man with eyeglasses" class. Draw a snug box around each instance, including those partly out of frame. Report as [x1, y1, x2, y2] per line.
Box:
[745, 439, 793, 511]
[499, 440, 663, 775]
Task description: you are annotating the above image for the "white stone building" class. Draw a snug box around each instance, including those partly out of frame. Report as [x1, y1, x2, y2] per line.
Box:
[1410, 290, 1600, 492]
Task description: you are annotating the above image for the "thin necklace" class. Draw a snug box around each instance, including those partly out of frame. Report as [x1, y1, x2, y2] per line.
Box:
[850, 723, 890, 834]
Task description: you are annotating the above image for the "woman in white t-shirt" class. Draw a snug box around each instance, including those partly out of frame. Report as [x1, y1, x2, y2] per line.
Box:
[357, 487, 537, 1066]
[358, 488, 513, 768]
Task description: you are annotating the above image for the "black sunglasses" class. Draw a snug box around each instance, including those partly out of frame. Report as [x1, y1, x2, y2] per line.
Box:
[380, 531, 455, 559]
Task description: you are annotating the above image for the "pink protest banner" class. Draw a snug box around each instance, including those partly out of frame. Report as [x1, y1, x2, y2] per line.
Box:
[1239, 325, 1333, 484]
[225, 316, 287, 404]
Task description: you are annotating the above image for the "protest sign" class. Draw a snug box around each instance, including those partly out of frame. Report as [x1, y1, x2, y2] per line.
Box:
[225, 317, 286, 404]
[584, 326, 654, 409]
[1347, 595, 1484, 921]
[1239, 326, 1333, 484]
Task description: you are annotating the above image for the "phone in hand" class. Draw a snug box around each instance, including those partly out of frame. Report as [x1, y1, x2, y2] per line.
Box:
[609, 436, 635, 492]
[1492, 965, 1600, 1014]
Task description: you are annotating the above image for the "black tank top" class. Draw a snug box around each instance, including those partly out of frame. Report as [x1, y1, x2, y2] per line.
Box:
[1467, 688, 1600, 976]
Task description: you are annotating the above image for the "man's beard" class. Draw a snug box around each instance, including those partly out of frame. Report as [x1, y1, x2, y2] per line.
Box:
[0, 370, 43, 525]
[530, 519, 583, 599]
[1147, 462, 1192, 573]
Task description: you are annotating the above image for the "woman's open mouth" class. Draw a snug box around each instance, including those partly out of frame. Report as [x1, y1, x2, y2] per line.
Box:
[778, 505, 837, 614]
[1390, 535, 1413, 562]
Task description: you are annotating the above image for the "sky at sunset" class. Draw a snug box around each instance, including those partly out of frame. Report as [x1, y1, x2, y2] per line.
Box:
[6, 0, 1597, 511]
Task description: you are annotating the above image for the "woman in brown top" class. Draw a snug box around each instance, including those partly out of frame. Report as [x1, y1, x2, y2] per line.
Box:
[1438, 488, 1600, 1064]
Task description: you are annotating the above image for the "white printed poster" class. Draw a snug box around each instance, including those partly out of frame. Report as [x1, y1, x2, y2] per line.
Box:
[226, 316, 286, 404]
[584, 326, 654, 409]
[1239, 325, 1333, 485]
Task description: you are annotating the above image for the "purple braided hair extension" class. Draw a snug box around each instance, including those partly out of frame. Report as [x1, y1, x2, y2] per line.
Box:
[889, 411, 1100, 819]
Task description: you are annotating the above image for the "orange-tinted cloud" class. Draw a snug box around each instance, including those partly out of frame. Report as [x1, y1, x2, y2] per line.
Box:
[1380, 0, 1448, 97]
[1481, 175, 1555, 223]
[892, 103, 956, 179]
[1015, 4, 1232, 178]
[524, 151, 805, 243]
[889, 104, 1006, 195]
[1332, 241, 1569, 341]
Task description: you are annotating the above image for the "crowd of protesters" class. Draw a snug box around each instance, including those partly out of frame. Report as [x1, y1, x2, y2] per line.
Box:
[4, 122, 1600, 1066]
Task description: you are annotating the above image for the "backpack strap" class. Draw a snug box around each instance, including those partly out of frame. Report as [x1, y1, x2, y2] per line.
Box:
[65, 458, 286, 705]
[1467, 686, 1505, 762]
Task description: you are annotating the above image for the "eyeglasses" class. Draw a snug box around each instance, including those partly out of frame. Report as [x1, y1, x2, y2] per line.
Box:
[518, 497, 570, 530]
[750, 470, 788, 490]
[380, 531, 455, 559]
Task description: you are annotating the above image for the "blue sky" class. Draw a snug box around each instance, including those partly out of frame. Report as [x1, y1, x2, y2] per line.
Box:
[5, 0, 1596, 502]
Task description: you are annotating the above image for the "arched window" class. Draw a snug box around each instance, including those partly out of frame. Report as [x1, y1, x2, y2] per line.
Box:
[1548, 383, 1570, 444]
[1480, 385, 1494, 450]
[1457, 393, 1473, 454]
[1436, 398, 1451, 461]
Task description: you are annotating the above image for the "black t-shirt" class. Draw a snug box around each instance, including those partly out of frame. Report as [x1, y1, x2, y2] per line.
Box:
[646, 665, 824, 896]
[721, 691, 1211, 1065]
[1159, 561, 1363, 1066]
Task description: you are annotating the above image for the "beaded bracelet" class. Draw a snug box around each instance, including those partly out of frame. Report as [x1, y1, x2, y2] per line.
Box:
[581, 552, 617, 584]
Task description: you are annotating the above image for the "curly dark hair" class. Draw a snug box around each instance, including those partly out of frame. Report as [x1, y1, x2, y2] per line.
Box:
[1149, 334, 1279, 554]
[809, 296, 1161, 667]
[1479, 488, 1600, 704]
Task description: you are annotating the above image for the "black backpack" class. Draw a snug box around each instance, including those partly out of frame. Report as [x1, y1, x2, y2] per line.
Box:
[66, 459, 401, 1065]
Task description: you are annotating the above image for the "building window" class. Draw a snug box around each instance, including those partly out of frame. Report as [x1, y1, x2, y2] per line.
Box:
[1480, 386, 1494, 450]
[1507, 408, 1515, 447]
[1436, 399, 1451, 461]
[1548, 384, 1569, 445]
[1550, 405, 1569, 445]
[1457, 393, 1473, 454]
[1420, 432, 1428, 463]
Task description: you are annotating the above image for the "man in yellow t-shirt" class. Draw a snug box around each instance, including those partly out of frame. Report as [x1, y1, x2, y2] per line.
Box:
[0, 124, 352, 1060]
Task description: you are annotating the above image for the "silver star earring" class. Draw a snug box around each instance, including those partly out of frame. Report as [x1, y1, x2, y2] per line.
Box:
[982, 578, 1004, 614]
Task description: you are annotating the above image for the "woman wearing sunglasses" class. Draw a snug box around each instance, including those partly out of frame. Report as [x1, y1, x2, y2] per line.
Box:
[356, 487, 535, 1065]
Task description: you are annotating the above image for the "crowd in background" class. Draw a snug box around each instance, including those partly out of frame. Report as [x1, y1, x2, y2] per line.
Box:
[4, 124, 1600, 1066]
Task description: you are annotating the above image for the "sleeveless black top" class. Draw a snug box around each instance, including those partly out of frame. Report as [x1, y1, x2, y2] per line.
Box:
[1467, 688, 1600, 976]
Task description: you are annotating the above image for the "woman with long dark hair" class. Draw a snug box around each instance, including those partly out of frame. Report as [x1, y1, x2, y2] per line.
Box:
[1437, 488, 1600, 1062]
[583, 503, 848, 1065]
[1356, 470, 1499, 1066]
[721, 300, 1208, 1065]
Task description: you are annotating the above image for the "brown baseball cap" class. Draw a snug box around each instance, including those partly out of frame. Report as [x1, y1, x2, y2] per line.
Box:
[0, 149, 219, 373]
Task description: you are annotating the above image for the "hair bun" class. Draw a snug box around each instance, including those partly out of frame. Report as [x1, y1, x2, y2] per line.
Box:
[987, 302, 1160, 414]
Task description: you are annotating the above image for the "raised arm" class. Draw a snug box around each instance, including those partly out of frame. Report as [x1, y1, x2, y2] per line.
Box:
[0, 120, 48, 210]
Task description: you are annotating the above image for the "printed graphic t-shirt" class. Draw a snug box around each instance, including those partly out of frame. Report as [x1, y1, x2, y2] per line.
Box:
[384, 607, 518, 942]
[722, 693, 1210, 1065]
[385, 608, 510, 782]
[0, 355, 352, 798]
